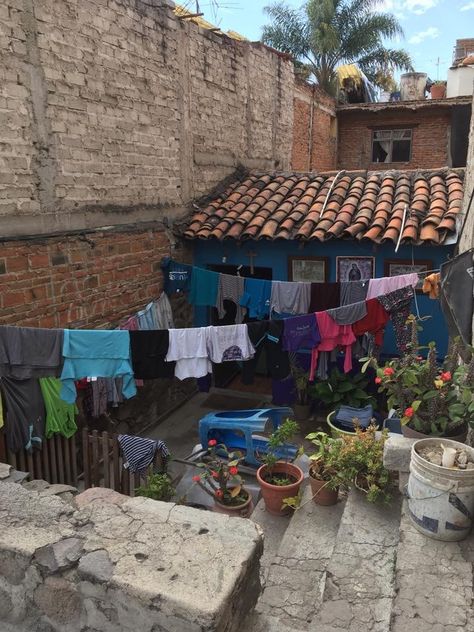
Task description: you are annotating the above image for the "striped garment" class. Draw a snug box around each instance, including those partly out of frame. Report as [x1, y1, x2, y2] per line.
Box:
[118, 434, 170, 474]
[216, 274, 246, 323]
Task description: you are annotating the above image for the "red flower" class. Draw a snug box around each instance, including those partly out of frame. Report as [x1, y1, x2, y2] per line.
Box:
[404, 407, 414, 418]
[229, 466, 239, 476]
[417, 356, 423, 361]
[215, 489, 223, 498]
[383, 367, 395, 376]
[441, 371, 452, 382]
[192, 475, 201, 482]
[375, 377, 382, 385]
[211, 470, 219, 479]
[208, 439, 217, 447]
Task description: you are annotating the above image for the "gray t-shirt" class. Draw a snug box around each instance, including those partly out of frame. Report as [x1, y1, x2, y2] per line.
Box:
[270, 281, 311, 315]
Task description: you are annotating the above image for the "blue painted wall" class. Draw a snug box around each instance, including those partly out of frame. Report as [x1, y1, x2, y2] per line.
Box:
[191, 239, 453, 358]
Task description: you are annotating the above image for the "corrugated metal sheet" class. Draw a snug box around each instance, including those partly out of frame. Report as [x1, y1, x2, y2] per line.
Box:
[174, 5, 247, 41]
[336, 64, 363, 86]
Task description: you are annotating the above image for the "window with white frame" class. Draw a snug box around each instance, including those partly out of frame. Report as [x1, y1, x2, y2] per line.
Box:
[372, 129, 412, 163]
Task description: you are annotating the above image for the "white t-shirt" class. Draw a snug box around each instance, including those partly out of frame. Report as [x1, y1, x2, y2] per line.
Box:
[166, 328, 212, 380]
[207, 325, 255, 363]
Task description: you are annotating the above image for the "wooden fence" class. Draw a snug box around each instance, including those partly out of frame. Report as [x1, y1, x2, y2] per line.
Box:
[0, 429, 78, 487]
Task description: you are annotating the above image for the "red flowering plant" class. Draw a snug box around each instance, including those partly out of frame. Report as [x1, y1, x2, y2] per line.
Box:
[191, 440, 249, 507]
[362, 316, 474, 437]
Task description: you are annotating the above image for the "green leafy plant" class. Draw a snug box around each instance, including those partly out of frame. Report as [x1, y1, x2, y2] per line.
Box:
[362, 317, 474, 436]
[262, 418, 300, 485]
[337, 424, 391, 503]
[305, 431, 346, 492]
[191, 440, 249, 506]
[310, 368, 376, 410]
[135, 473, 175, 502]
[290, 360, 310, 405]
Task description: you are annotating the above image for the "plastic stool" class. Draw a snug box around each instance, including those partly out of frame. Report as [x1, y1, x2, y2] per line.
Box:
[198, 407, 297, 468]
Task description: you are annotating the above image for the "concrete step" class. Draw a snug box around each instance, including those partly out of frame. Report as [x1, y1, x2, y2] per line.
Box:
[252, 482, 345, 630]
[390, 499, 474, 632]
[250, 497, 292, 584]
[313, 488, 402, 632]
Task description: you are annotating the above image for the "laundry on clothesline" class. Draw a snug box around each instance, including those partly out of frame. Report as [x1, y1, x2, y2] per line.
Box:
[118, 434, 170, 474]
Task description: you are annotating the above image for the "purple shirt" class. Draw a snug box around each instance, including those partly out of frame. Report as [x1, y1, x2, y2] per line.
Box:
[282, 314, 321, 352]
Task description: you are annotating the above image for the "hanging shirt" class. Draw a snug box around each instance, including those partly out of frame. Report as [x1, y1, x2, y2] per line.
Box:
[422, 273, 440, 299]
[39, 377, 78, 439]
[366, 273, 418, 300]
[310, 312, 356, 380]
[207, 325, 255, 363]
[153, 293, 174, 329]
[0, 326, 63, 379]
[352, 299, 390, 346]
[340, 281, 369, 306]
[189, 268, 219, 307]
[309, 282, 341, 312]
[60, 330, 136, 404]
[137, 301, 159, 330]
[130, 330, 175, 379]
[118, 434, 169, 474]
[282, 314, 321, 352]
[166, 327, 212, 380]
[0, 377, 45, 453]
[0, 391, 3, 429]
[270, 281, 311, 316]
[239, 278, 272, 319]
[378, 286, 415, 354]
[241, 321, 290, 384]
[161, 258, 193, 295]
[216, 274, 246, 323]
[328, 301, 368, 326]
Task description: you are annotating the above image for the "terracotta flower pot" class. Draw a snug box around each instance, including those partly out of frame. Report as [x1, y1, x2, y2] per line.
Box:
[430, 84, 446, 99]
[256, 462, 304, 516]
[213, 487, 254, 518]
[309, 468, 339, 506]
[402, 422, 468, 443]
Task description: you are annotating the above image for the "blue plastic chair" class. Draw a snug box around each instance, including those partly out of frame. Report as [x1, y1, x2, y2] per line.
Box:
[198, 407, 297, 467]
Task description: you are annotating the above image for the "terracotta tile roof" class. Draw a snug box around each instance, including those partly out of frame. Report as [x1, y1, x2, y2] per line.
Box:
[182, 169, 464, 245]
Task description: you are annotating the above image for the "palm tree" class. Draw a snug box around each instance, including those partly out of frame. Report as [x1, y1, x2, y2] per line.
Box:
[262, 0, 413, 96]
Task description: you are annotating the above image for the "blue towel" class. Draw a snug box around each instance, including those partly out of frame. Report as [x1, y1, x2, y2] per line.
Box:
[189, 268, 219, 307]
[60, 330, 136, 404]
[334, 405, 374, 430]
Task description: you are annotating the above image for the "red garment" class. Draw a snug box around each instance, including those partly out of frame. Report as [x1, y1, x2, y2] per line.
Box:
[352, 299, 389, 346]
[310, 312, 356, 380]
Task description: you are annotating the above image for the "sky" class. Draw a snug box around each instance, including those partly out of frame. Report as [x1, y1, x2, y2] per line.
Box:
[192, 0, 474, 82]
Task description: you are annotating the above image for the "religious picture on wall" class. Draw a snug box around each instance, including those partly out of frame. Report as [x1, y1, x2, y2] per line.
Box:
[336, 256, 374, 282]
[384, 259, 432, 292]
[288, 257, 328, 283]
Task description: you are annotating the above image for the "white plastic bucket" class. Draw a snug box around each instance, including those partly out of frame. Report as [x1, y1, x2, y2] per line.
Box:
[407, 438, 474, 541]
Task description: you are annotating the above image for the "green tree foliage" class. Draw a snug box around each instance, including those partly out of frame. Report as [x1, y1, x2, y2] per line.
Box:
[262, 0, 413, 95]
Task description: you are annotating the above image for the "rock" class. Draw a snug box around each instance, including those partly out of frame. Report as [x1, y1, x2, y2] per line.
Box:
[457, 451, 469, 466]
[0, 550, 31, 585]
[466, 463, 474, 470]
[34, 538, 84, 572]
[23, 480, 50, 492]
[426, 451, 442, 466]
[75, 487, 128, 509]
[39, 484, 78, 496]
[78, 550, 114, 583]
[383, 436, 417, 472]
[0, 462, 12, 479]
[33, 577, 82, 625]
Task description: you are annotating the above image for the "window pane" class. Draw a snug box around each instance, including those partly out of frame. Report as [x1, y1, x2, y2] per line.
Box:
[372, 141, 390, 163]
[392, 140, 411, 162]
[402, 130, 412, 139]
[374, 131, 391, 140]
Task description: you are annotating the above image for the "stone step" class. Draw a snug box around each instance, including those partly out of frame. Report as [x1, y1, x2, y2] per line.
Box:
[251, 483, 345, 630]
[250, 497, 292, 584]
[313, 488, 402, 632]
[390, 499, 474, 632]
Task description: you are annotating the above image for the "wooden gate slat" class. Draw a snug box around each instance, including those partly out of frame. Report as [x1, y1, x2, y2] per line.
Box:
[62, 436, 72, 485]
[70, 435, 78, 488]
[49, 435, 58, 484]
[102, 432, 110, 489]
[91, 430, 99, 487]
[113, 435, 120, 492]
[55, 434, 65, 484]
[82, 428, 90, 490]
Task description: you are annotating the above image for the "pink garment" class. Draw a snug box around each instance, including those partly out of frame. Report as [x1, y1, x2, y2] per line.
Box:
[310, 312, 356, 380]
[366, 274, 418, 300]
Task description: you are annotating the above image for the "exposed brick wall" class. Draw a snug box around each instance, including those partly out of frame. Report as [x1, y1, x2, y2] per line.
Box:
[0, 227, 172, 329]
[337, 108, 452, 170]
[291, 82, 337, 172]
[0, 0, 294, 239]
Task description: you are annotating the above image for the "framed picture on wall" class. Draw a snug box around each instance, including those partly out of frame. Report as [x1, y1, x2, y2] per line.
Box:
[288, 256, 328, 283]
[336, 256, 375, 282]
[384, 259, 433, 292]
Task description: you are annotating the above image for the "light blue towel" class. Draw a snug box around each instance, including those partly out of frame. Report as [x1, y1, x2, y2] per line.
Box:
[60, 330, 136, 404]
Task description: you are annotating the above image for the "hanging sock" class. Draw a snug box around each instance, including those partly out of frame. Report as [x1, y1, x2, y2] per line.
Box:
[39, 378, 78, 438]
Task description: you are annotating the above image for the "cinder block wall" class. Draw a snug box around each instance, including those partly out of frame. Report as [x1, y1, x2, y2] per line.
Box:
[337, 108, 452, 170]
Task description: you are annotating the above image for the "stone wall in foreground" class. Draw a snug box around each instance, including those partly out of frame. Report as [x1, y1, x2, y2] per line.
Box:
[0, 483, 263, 632]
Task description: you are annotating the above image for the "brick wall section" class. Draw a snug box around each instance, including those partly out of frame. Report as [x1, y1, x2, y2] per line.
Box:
[291, 82, 337, 172]
[337, 108, 452, 170]
[0, 0, 294, 239]
[0, 227, 171, 329]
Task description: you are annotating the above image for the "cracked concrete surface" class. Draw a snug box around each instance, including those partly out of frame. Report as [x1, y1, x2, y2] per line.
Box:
[0, 482, 263, 631]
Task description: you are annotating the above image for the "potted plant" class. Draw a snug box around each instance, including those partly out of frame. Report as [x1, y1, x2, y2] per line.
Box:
[305, 431, 344, 506]
[256, 419, 304, 516]
[290, 361, 311, 420]
[191, 440, 253, 518]
[338, 423, 392, 504]
[310, 368, 376, 413]
[430, 80, 446, 99]
[136, 472, 175, 502]
[364, 320, 474, 440]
